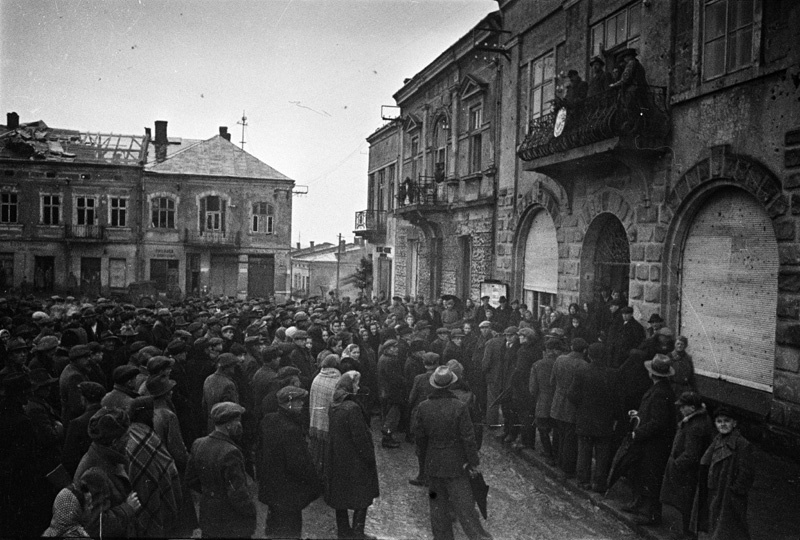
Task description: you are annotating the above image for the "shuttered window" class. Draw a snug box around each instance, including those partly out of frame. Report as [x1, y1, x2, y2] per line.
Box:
[523, 210, 558, 295]
[679, 189, 777, 391]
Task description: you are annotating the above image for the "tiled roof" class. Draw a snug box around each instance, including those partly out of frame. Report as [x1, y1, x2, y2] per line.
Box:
[147, 135, 292, 181]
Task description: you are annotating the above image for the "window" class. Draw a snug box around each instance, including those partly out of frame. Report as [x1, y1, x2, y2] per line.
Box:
[468, 105, 483, 174]
[251, 202, 274, 234]
[200, 195, 226, 233]
[410, 135, 421, 182]
[433, 117, 449, 180]
[41, 194, 61, 225]
[377, 169, 386, 212]
[590, 4, 641, 57]
[387, 164, 395, 211]
[531, 53, 556, 121]
[109, 197, 127, 227]
[703, 0, 755, 80]
[76, 196, 96, 226]
[368, 173, 376, 210]
[0, 193, 18, 224]
[151, 197, 176, 229]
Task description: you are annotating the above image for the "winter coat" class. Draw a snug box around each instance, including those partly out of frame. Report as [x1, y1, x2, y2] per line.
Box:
[0, 400, 42, 538]
[529, 349, 558, 419]
[511, 341, 540, 411]
[74, 442, 137, 539]
[256, 408, 322, 510]
[62, 402, 102, 476]
[607, 318, 646, 367]
[568, 362, 619, 437]
[630, 379, 676, 499]
[377, 351, 406, 404]
[186, 430, 256, 538]
[289, 344, 315, 389]
[669, 350, 696, 396]
[414, 389, 479, 478]
[695, 429, 755, 540]
[101, 384, 138, 412]
[549, 351, 588, 423]
[202, 371, 239, 434]
[153, 400, 189, 471]
[660, 408, 715, 514]
[59, 363, 89, 424]
[324, 398, 379, 509]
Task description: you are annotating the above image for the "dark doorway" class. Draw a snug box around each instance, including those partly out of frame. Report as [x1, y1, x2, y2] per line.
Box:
[34, 256, 55, 291]
[150, 259, 179, 292]
[580, 213, 630, 303]
[248, 255, 275, 298]
[186, 254, 200, 296]
[80, 257, 101, 297]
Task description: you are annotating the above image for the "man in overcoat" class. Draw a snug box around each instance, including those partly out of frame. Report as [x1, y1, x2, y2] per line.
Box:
[186, 401, 256, 539]
[626, 354, 677, 525]
[481, 326, 517, 433]
[549, 337, 588, 476]
[377, 339, 405, 448]
[607, 306, 645, 367]
[256, 387, 322, 539]
[202, 352, 240, 434]
[414, 366, 493, 540]
[529, 330, 564, 461]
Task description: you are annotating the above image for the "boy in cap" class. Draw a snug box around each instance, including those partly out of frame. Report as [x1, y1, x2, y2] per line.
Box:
[186, 402, 256, 539]
[202, 353, 240, 434]
[257, 386, 321, 539]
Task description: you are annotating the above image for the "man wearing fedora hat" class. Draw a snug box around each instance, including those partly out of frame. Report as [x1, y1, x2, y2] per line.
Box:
[608, 306, 646, 368]
[609, 47, 649, 130]
[624, 354, 677, 525]
[415, 366, 492, 540]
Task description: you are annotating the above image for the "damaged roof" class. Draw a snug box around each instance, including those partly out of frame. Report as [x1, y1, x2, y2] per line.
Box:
[0, 121, 147, 165]
[146, 134, 293, 182]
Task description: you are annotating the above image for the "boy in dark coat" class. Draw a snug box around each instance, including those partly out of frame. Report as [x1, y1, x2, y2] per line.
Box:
[256, 387, 322, 539]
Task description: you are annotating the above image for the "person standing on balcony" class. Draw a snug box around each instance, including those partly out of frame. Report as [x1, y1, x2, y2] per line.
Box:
[587, 56, 612, 97]
[609, 48, 649, 130]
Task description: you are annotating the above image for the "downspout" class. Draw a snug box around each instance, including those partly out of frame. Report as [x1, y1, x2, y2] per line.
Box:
[493, 57, 503, 284]
[137, 130, 150, 284]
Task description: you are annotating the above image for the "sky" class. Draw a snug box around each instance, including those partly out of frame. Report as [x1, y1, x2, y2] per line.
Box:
[0, 0, 497, 246]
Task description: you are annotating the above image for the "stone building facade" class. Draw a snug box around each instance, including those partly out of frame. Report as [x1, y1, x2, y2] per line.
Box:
[364, 1, 800, 445]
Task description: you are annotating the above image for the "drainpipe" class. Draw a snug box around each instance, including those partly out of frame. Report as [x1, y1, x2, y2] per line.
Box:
[492, 57, 503, 285]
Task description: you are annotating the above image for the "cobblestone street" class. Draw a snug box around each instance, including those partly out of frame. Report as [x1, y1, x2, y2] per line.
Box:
[242, 420, 639, 540]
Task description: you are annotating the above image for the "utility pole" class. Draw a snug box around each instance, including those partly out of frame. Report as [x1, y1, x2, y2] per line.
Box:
[237, 111, 248, 150]
[335, 233, 342, 300]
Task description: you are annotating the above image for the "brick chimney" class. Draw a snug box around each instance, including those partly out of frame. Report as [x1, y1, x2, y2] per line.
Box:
[296, 242, 300, 249]
[6, 112, 19, 129]
[310, 241, 315, 248]
[154, 120, 168, 163]
[219, 126, 231, 141]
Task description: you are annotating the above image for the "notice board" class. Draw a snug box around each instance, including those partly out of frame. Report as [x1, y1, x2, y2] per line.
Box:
[480, 281, 508, 308]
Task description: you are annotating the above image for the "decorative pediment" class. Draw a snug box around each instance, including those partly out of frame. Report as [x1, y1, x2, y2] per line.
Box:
[459, 75, 488, 100]
[403, 114, 422, 132]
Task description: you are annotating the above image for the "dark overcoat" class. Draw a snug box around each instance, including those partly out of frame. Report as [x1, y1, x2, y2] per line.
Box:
[377, 351, 406, 404]
[511, 341, 540, 411]
[549, 351, 588, 423]
[568, 362, 619, 437]
[256, 409, 322, 510]
[695, 429, 755, 540]
[186, 431, 256, 538]
[529, 349, 558, 419]
[324, 398, 379, 509]
[660, 408, 715, 513]
[62, 402, 102, 475]
[414, 389, 479, 478]
[631, 378, 676, 498]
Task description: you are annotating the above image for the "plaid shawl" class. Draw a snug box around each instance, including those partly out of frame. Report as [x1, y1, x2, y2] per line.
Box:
[125, 422, 181, 537]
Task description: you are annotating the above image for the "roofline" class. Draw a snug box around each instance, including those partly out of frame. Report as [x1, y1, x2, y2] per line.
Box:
[143, 170, 296, 184]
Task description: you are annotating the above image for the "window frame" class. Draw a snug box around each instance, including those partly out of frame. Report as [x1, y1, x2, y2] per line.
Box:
[432, 116, 449, 178]
[41, 193, 61, 226]
[251, 201, 275, 234]
[108, 196, 128, 228]
[151, 196, 177, 229]
[0, 192, 18, 224]
[467, 103, 483, 174]
[75, 196, 96, 226]
[701, 0, 757, 81]
[589, 3, 642, 58]
[199, 194, 228, 234]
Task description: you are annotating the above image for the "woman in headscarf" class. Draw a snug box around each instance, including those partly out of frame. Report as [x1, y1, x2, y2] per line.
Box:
[43, 467, 113, 538]
[309, 354, 341, 476]
[324, 371, 379, 540]
[341, 343, 374, 414]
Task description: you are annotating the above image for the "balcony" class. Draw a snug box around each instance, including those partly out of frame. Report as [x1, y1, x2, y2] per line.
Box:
[184, 229, 241, 249]
[394, 178, 448, 223]
[518, 86, 668, 162]
[354, 209, 387, 243]
[517, 86, 670, 210]
[65, 224, 106, 241]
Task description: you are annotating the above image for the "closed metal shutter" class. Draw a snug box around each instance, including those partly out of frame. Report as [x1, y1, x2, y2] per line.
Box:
[523, 210, 558, 294]
[679, 189, 777, 392]
[210, 255, 239, 297]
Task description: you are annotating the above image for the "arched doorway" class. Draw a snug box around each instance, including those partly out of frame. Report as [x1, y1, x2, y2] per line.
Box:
[521, 209, 558, 317]
[679, 188, 777, 392]
[580, 213, 630, 303]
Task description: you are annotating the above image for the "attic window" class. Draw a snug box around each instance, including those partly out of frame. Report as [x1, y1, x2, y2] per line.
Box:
[46, 171, 57, 178]
[81, 174, 91, 180]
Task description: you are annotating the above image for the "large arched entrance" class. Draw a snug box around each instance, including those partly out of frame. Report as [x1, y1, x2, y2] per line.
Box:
[679, 187, 777, 392]
[580, 213, 630, 303]
[521, 209, 559, 316]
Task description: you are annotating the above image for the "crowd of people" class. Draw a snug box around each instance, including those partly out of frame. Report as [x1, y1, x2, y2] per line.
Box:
[0, 289, 754, 539]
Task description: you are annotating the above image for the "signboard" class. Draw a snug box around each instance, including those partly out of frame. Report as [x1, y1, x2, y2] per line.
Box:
[480, 281, 508, 308]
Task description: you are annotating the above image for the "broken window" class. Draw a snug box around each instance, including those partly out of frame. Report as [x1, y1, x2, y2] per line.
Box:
[1, 193, 18, 224]
[251, 202, 274, 234]
[200, 195, 226, 233]
[109, 197, 127, 227]
[41, 194, 61, 225]
[76, 196, 96, 226]
[151, 197, 176, 229]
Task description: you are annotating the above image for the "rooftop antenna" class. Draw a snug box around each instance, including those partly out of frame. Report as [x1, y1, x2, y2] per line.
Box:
[237, 111, 248, 150]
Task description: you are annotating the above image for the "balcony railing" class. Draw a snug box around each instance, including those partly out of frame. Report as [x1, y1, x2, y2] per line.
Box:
[396, 179, 441, 208]
[517, 86, 669, 162]
[184, 229, 241, 247]
[65, 224, 106, 240]
[354, 209, 387, 233]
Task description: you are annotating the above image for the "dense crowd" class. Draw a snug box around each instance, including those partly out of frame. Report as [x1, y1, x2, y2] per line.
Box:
[0, 290, 754, 540]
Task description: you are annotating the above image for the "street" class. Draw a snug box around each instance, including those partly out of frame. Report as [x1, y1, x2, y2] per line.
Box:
[243, 420, 639, 540]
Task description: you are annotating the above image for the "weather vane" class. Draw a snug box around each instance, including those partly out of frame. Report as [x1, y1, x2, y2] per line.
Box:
[237, 111, 248, 149]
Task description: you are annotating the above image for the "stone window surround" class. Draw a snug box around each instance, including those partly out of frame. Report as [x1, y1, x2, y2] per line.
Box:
[147, 192, 180, 229]
[196, 190, 231, 233]
[72, 192, 99, 226]
[249, 201, 275, 235]
[40, 192, 63, 226]
[107, 194, 130, 228]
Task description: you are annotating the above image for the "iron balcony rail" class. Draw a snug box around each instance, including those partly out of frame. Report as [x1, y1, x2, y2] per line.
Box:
[65, 224, 106, 240]
[354, 209, 387, 232]
[397, 180, 441, 208]
[517, 86, 669, 162]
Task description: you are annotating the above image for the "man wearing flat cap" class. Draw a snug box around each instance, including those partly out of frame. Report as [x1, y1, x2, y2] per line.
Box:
[257, 386, 321, 538]
[62, 381, 106, 475]
[186, 402, 256, 538]
[481, 326, 519, 433]
[414, 366, 492, 540]
[377, 339, 405, 448]
[59, 344, 93, 425]
[289, 329, 314, 389]
[102, 364, 140, 411]
[202, 353, 241, 434]
[607, 305, 646, 368]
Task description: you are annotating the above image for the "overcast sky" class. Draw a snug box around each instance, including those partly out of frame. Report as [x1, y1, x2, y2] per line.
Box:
[0, 0, 496, 245]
